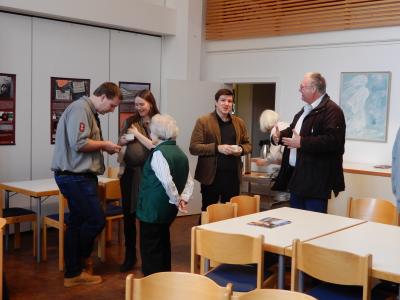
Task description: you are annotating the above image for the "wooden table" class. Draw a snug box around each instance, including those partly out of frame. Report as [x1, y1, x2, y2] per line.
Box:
[0, 177, 117, 263]
[241, 172, 273, 194]
[198, 207, 366, 288]
[301, 221, 400, 295]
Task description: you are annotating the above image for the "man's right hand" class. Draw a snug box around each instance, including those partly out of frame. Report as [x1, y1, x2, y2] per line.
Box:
[103, 141, 121, 154]
[218, 144, 233, 155]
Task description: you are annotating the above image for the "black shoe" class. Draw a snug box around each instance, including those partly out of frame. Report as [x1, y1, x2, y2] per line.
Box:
[119, 257, 136, 273]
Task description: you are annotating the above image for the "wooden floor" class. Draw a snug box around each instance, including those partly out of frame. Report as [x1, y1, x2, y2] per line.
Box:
[4, 215, 199, 300]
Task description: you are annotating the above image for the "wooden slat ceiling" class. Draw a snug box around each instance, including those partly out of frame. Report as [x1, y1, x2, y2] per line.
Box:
[206, 0, 400, 40]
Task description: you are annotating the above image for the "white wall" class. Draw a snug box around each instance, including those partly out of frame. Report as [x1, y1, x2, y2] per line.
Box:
[0, 12, 162, 218]
[204, 26, 400, 166]
[0, 0, 176, 36]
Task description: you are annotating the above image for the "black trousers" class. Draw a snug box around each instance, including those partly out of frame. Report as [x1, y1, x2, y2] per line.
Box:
[123, 212, 136, 261]
[140, 221, 173, 276]
[201, 170, 240, 211]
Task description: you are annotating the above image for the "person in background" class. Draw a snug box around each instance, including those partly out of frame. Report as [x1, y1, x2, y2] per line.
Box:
[256, 109, 289, 168]
[51, 82, 122, 287]
[392, 127, 400, 212]
[189, 88, 251, 212]
[117, 89, 159, 272]
[272, 72, 346, 213]
[136, 114, 193, 276]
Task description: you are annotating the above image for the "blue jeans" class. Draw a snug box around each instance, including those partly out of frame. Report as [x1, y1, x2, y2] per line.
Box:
[290, 193, 328, 213]
[54, 174, 106, 278]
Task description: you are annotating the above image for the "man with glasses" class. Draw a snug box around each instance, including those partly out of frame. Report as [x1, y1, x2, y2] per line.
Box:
[272, 72, 346, 213]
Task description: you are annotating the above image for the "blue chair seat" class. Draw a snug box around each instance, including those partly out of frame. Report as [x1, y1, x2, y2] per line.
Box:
[46, 213, 70, 223]
[307, 282, 388, 300]
[206, 263, 273, 292]
[105, 203, 123, 217]
[3, 207, 35, 217]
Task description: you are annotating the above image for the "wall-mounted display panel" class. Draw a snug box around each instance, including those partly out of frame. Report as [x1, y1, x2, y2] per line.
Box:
[0, 73, 16, 145]
[118, 81, 150, 132]
[50, 77, 90, 144]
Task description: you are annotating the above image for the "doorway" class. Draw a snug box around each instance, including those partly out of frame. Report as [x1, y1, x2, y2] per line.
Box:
[234, 83, 276, 158]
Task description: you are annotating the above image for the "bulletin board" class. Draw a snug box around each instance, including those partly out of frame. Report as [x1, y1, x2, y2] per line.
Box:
[0, 73, 16, 145]
[118, 81, 150, 132]
[50, 77, 90, 144]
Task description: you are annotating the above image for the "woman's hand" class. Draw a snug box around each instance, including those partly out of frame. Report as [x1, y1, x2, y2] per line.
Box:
[178, 199, 188, 213]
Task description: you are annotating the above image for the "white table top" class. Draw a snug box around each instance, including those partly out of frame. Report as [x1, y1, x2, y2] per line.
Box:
[303, 221, 400, 283]
[0, 176, 117, 197]
[343, 161, 391, 177]
[199, 207, 365, 255]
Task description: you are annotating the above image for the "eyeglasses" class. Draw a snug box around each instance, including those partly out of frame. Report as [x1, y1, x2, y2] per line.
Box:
[299, 85, 315, 91]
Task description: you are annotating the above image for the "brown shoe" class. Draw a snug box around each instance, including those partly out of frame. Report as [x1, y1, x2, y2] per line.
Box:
[64, 271, 102, 288]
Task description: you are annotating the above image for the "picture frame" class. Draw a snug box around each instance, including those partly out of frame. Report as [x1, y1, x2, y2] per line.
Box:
[339, 72, 391, 142]
[118, 81, 151, 131]
[0, 73, 16, 145]
[50, 77, 91, 144]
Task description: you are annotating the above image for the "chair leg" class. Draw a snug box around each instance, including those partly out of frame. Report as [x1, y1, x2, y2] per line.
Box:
[59, 225, 65, 272]
[106, 220, 112, 241]
[14, 223, 21, 249]
[42, 223, 47, 261]
[97, 229, 106, 262]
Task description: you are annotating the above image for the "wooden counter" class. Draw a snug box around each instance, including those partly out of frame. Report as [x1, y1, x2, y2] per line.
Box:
[343, 161, 391, 177]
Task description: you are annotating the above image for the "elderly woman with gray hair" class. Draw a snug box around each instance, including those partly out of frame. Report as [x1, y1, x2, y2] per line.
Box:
[256, 110, 289, 169]
[136, 114, 193, 276]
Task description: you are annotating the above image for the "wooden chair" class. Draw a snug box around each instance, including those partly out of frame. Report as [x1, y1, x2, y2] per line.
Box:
[191, 227, 276, 293]
[291, 238, 372, 300]
[0, 218, 6, 299]
[201, 203, 238, 224]
[0, 191, 37, 256]
[125, 272, 232, 300]
[230, 194, 260, 216]
[231, 288, 317, 300]
[347, 197, 398, 225]
[42, 192, 69, 271]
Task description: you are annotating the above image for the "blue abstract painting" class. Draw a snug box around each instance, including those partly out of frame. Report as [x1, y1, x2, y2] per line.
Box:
[340, 72, 390, 142]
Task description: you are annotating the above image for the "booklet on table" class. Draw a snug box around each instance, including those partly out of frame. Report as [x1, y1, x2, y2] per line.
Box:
[248, 217, 291, 228]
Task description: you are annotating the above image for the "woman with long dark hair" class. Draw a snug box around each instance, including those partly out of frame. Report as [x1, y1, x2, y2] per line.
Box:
[118, 89, 160, 272]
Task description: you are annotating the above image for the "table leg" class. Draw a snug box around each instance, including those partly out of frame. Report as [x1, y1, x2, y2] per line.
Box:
[4, 191, 9, 251]
[298, 271, 304, 292]
[278, 254, 285, 289]
[34, 196, 41, 263]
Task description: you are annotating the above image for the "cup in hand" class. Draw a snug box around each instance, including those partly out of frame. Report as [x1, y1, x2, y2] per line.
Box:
[125, 133, 135, 141]
[230, 145, 241, 153]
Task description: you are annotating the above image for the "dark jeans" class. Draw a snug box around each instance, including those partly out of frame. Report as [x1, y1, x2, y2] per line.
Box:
[140, 221, 172, 276]
[289, 193, 328, 213]
[200, 170, 240, 211]
[54, 174, 106, 278]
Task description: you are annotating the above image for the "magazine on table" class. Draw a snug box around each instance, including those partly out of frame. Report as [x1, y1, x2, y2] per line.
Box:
[248, 217, 291, 228]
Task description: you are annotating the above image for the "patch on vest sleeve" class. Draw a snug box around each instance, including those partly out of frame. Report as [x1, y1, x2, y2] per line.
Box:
[79, 122, 85, 132]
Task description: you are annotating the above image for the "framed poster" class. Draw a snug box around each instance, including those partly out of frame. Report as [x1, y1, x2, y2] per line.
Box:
[118, 81, 151, 132]
[339, 72, 390, 142]
[50, 77, 90, 144]
[0, 73, 16, 145]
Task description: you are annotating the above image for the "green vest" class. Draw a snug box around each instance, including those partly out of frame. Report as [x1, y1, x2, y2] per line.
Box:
[136, 140, 189, 224]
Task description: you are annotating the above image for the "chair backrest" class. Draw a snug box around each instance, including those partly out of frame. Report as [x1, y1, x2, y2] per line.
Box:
[201, 203, 238, 224]
[347, 197, 398, 225]
[191, 227, 264, 288]
[104, 179, 122, 201]
[125, 272, 232, 300]
[230, 195, 260, 216]
[231, 288, 317, 300]
[106, 166, 120, 179]
[291, 239, 372, 300]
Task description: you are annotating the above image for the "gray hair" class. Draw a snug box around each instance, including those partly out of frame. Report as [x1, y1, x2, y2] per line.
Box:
[259, 110, 279, 132]
[305, 72, 326, 94]
[150, 114, 179, 141]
